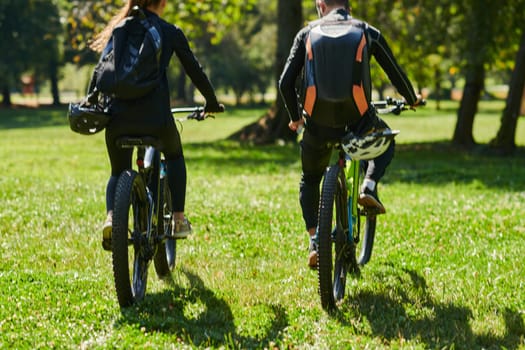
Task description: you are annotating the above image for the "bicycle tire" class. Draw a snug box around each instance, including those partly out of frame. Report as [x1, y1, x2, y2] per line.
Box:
[112, 170, 150, 307]
[317, 165, 351, 311]
[154, 176, 175, 276]
[357, 214, 376, 265]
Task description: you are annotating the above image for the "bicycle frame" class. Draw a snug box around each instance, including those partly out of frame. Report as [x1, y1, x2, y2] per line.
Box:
[142, 146, 162, 243]
[119, 141, 164, 252]
[138, 144, 173, 250]
[333, 149, 367, 253]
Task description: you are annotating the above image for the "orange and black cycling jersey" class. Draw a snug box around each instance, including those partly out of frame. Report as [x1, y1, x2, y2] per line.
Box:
[279, 8, 418, 127]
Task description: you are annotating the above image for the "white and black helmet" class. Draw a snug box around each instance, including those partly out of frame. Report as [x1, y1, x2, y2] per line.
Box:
[341, 129, 399, 160]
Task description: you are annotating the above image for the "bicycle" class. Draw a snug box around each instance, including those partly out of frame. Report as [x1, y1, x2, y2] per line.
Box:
[316, 98, 418, 311]
[110, 106, 211, 308]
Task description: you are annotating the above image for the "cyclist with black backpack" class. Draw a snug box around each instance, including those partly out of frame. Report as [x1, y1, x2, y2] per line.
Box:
[89, 0, 224, 250]
[279, 0, 422, 268]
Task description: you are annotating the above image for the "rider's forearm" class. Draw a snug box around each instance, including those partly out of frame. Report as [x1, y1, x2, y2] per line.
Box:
[279, 33, 307, 122]
[370, 32, 418, 105]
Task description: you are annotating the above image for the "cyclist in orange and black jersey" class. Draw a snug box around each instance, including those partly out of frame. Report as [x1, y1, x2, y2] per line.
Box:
[279, 0, 421, 268]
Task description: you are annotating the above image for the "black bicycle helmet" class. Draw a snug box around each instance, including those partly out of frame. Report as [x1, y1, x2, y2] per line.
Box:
[67, 102, 111, 135]
[342, 129, 399, 160]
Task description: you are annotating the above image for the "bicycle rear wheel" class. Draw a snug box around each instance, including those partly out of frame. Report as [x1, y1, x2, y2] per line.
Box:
[317, 165, 352, 311]
[112, 170, 150, 308]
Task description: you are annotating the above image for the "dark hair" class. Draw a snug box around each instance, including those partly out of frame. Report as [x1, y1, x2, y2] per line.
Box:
[90, 0, 163, 52]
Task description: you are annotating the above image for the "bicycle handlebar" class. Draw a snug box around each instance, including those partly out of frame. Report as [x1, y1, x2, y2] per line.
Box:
[171, 106, 215, 121]
[371, 97, 426, 115]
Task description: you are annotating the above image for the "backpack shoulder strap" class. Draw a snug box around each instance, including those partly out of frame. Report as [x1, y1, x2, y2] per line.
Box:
[141, 18, 162, 52]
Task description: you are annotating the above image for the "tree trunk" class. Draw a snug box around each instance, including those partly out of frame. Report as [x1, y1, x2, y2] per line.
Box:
[50, 60, 61, 106]
[2, 86, 11, 107]
[230, 0, 302, 144]
[188, 84, 195, 105]
[452, 64, 485, 148]
[434, 68, 441, 111]
[490, 31, 525, 154]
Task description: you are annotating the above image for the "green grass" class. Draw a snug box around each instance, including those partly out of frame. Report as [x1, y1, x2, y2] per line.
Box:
[0, 102, 524, 349]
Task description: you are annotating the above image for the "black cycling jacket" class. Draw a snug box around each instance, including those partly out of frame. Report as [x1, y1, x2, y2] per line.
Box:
[279, 8, 418, 127]
[111, 9, 219, 124]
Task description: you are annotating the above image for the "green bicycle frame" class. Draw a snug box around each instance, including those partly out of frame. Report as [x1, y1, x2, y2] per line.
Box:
[346, 157, 360, 242]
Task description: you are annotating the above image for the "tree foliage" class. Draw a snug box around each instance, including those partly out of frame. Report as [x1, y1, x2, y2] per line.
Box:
[0, 0, 62, 105]
[64, 0, 256, 65]
[208, 0, 276, 104]
[1, 0, 524, 151]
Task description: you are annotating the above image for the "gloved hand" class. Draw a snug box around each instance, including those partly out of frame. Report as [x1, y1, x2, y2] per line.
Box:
[355, 112, 381, 136]
[204, 100, 225, 113]
[410, 94, 425, 109]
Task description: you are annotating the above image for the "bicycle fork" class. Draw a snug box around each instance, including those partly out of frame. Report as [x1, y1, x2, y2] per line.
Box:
[345, 157, 361, 245]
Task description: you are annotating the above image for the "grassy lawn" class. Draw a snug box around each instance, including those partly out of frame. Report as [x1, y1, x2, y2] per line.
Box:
[0, 101, 524, 349]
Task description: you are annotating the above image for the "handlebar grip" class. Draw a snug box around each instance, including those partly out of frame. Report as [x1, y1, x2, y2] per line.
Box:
[171, 106, 204, 114]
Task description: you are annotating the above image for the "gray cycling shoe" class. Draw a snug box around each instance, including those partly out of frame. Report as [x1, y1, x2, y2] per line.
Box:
[172, 216, 192, 239]
[102, 213, 112, 251]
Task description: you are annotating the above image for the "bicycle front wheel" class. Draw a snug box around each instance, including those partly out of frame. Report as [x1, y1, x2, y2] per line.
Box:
[153, 176, 176, 277]
[317, 165, 351, 311]
[357, 213, 377, 265]
[112, 170, 150, 308]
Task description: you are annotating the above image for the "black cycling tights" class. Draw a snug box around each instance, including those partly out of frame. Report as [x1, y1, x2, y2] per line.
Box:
[105, 156, 186, 213]
[104, 119, 187, 214]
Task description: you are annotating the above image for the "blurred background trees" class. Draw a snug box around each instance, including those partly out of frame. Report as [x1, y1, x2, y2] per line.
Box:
[0, 0, 523, 152]
[0, 0, 62, 106]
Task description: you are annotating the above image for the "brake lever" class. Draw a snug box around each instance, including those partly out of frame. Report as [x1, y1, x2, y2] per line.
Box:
[199, 112, 217, 121]
[187, 111, 213, 121]
[392, 105, 403, 115]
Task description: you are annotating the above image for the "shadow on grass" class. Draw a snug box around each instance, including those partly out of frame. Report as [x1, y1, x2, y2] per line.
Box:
[387, 141, 525, 190]
[336, 266, 524, 349]
[2, 104, 522, 190]
[0, 105, 67, 129]
[185, 141, 300, 173]
[184, 140, 525, 190]
[116, 268, 288, 348]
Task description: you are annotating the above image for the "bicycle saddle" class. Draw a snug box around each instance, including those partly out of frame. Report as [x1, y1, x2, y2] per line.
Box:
[115, 136, 161, 149]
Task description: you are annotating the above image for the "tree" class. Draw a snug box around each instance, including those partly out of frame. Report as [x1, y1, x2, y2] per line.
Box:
[64, 0, 256, 102]
[490, 30, 525, 153]
[208, 0, 275, 105]
[451, 0, 522, 148]
[231, 0, 302, 143]
[63, 0, 121, 65]
[451, 1, 489, 147]
[32, 0, 63, 105]
[0, 0, 62, 106]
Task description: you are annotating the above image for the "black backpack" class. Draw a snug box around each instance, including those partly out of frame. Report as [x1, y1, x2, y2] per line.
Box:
[303, 19, 372, 119]
[93, 6, 162, 100]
